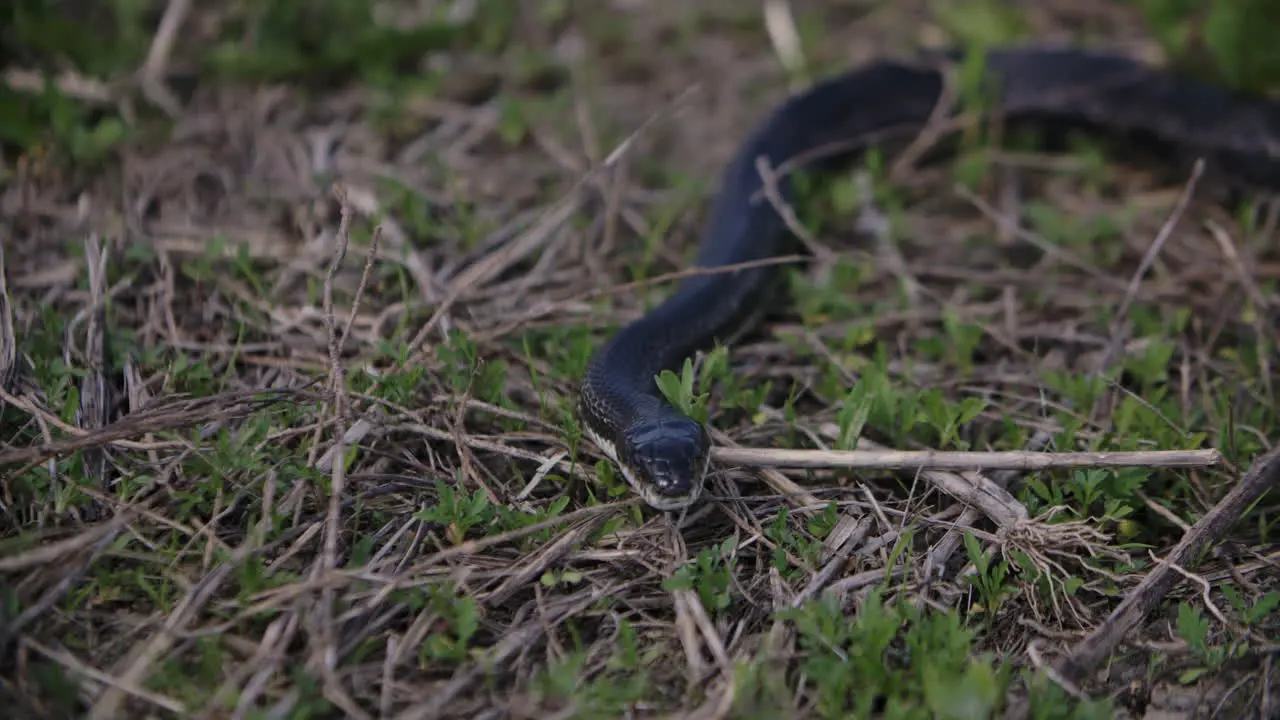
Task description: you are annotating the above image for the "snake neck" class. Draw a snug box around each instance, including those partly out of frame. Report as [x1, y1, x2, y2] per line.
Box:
[579, 60, 953, 446]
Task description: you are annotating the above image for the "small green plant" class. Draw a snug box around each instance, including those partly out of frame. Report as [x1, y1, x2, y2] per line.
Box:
[416, 477, 497, 545]
[419, 585, 482, 665]
[763, 507, 826, 576]
[655, 357, 711, 424]
[438, 330, 509, 405]
[834, 378, 876, 450]
[961, 532, 1016, 624]
[779, 588, 1010, 718]
[1174, 602, 1233, 682]
[663, 534, 739, 613]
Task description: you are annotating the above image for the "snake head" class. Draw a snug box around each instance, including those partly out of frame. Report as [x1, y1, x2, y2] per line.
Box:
[620, 415, 711, 509]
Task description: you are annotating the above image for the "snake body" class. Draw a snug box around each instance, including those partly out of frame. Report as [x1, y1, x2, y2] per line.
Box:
[579, 45, 1280, 510]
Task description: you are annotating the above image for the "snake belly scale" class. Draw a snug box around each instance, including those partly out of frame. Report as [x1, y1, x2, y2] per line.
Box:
[578, 45, 1280, 511]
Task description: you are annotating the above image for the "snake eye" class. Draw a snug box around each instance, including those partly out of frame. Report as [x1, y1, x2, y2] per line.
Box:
[622, 416, 710, 498]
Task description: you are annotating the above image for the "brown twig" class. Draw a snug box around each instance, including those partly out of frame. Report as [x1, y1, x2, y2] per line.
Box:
[0, 238, 15, 395]
[136, 0, 190, 116]
[712, 446, 1221, 471]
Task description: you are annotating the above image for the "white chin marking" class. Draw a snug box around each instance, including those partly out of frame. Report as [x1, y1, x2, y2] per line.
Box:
[582, 424, 706, 510]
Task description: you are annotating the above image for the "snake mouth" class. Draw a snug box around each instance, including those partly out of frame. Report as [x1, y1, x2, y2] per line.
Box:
[633, 484, 702, 511]
[582, 422, 710, 511]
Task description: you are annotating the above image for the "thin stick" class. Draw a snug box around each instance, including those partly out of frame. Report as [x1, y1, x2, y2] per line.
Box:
[2, 67, 113, 104]
[712, 446, 1220, 471]
[762, 0, 807, 90]
[1095, 158, 1205, 376]
[137, 0, 190, 116]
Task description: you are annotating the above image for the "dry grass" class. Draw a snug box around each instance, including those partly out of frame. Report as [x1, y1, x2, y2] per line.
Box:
[2, 1, 1279, 718]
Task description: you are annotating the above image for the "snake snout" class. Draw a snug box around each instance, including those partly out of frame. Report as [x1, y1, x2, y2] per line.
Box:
[622, 416, 711, 497]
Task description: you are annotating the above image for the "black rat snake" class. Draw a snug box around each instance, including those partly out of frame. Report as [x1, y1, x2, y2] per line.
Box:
[578, 45, 1280, 511]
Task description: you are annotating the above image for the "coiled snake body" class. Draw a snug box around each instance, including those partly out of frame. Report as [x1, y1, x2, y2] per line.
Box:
[579, 45, 1280, 511]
